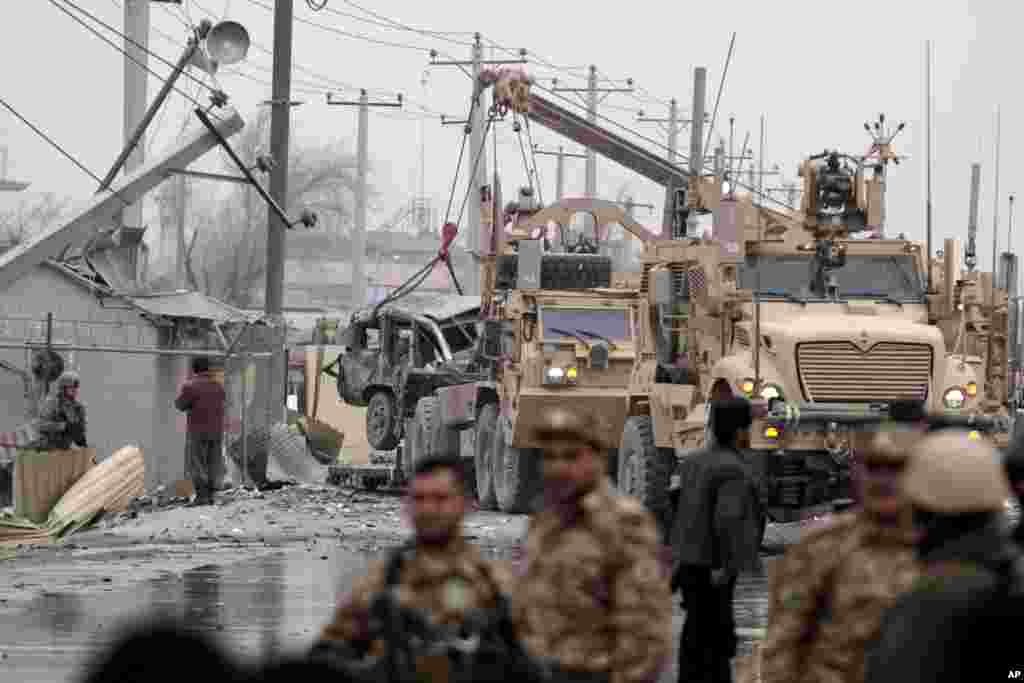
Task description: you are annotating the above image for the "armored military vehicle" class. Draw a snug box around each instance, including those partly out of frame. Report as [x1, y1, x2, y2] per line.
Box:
[616, 138, 1012, 534]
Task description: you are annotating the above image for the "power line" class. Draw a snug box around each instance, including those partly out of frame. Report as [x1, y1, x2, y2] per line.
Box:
[243, 0, 451, 55]
[0, 95, 129, 208]
[322, 0, 474, 47]
[54, 0, 217, 97]
[50, 0, 221, 121]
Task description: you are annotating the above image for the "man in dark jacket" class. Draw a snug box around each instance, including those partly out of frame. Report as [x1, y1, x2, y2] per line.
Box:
[670, 398, 763, 683]
[175, 357, 226, 506]
[864, 431, 1024, 683]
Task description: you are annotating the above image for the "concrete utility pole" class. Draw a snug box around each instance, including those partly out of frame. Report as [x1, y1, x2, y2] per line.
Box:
[1010, 194, 1017, 258]
[122, 0, 150, 237]
[327, 89, 402, 308]
[263, 0, 295, 430]
[686, 67, 707, 237]
[637, 99, 706, 164]
[992, 106, 1002, 274]
[552, 65, 634, 199]
[533, 145, 586, 201]
[430, 36, 526, 295]
[467, 35, 486, 294]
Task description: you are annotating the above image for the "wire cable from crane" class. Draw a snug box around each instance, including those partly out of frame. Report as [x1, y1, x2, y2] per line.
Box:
[522, 115, 543, 206]
[455, 114, 495, 228]
[513, 111, 535, 197]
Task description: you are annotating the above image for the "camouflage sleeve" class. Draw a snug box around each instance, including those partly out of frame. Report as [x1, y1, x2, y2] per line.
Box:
[36, 397, 65, 433]
[760, 529, 834, 683]
[609, 503, 673, 683]
[319, 560, 387, 646]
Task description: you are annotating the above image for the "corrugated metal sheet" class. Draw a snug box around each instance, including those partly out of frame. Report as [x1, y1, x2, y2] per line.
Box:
[127, 291, 253, 323]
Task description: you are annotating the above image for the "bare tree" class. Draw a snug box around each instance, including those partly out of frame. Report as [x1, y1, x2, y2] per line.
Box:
[150, 109, 366, 307]
[0, 193, 73, 249]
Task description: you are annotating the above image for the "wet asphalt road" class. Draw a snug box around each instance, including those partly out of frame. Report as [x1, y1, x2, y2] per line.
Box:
[0, 536, 777, 683]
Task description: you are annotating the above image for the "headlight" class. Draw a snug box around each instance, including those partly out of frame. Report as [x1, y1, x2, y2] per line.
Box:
[739, 378, 755, 396]
[942, 386, 966, 409]
[544, 366, 578, 385]
[759, 384, 783, 401]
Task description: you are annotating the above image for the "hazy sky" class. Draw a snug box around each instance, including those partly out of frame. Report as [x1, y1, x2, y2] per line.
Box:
[0, 0, 1017, 272]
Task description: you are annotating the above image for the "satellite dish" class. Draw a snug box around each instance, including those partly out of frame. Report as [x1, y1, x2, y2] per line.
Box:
[206, 21, 250, 65]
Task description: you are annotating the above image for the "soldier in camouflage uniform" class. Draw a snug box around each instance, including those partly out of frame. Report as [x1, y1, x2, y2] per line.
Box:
[317, 453, 512, 655]
[35, 370, 88, 450]
[761, 425, 924, 683]
[864, 432, 1024, 683]
[512, 408, 672, 683]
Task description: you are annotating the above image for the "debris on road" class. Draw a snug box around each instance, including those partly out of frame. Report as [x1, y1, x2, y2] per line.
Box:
[0, 446, 144, 546]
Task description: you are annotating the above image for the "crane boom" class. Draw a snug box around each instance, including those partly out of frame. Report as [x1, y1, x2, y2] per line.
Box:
[526, 91, 691, 190]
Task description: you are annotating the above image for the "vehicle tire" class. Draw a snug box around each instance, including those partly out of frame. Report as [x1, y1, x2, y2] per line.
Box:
[473, 403, 499, 510]
[493, 416, 542, 514]
[417, 397, 460, 459]
[618, 415, 676, 542]
[366, 391, 400, 451]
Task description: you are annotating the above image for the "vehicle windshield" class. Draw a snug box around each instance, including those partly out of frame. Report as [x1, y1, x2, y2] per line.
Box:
[738, 253, 924, 300]
[541, 306, 632, 341]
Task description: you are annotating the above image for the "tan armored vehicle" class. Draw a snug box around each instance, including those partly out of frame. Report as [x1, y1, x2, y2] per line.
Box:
[615, 143, 1012, 532]
[427, 191, 647, 512]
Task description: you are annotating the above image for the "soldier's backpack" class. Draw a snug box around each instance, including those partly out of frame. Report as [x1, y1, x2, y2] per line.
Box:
[309, 542, 548, 683]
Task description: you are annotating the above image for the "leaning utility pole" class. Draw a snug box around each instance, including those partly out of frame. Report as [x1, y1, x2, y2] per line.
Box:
[552, 65, 634, 199]
[262, 0, 295, 431]
[327, 89, 403, 308]
[533, 145, 586, 200]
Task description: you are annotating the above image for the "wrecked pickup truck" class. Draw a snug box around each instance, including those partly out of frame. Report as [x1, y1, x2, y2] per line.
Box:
[325, 293, 484, 481]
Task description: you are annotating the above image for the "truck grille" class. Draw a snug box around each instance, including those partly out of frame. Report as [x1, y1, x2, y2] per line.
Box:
[797, 341, 932, 402]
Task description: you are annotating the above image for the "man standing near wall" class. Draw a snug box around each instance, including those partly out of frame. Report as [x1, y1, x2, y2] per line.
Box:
[175, 357, 226, 506]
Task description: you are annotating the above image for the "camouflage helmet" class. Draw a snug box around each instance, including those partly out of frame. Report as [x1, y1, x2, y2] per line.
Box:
[55, 370, 80, 390]
[902, 432, 1010, 513]
[529, 408, 607, 450]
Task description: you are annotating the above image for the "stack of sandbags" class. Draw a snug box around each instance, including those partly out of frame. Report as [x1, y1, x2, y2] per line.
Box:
[46, 446, 144, 538]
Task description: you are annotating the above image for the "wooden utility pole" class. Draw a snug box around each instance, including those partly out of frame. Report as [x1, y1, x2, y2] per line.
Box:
[327, 89, 403, 308]
[262, 0, 295, 430]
